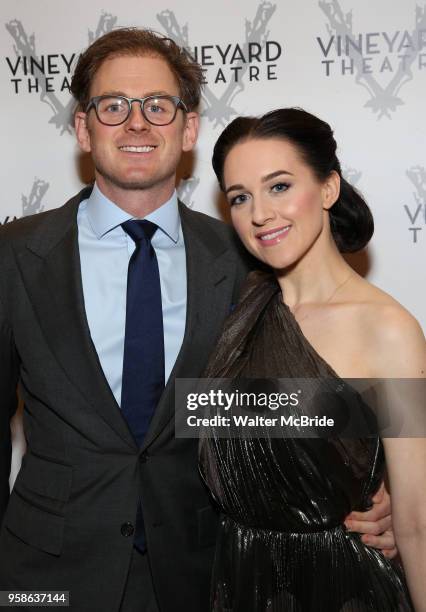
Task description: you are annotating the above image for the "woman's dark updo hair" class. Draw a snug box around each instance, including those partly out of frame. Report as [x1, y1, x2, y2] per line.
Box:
[212, 108, 374, 253]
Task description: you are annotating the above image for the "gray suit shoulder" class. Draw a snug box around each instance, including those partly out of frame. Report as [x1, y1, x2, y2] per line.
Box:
[0, 188, 88, 247]
[179, 202, 255, 275]
[179, 202, 224, 225]
[1, 206, 60, 240]
[178, 202, 241, 248]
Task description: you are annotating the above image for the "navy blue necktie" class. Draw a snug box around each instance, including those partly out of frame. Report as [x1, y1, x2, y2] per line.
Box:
[121, 219, 165, 551]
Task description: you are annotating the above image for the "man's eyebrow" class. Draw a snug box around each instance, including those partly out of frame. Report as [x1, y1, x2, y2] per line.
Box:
[225, 170, 294, 195]
[98, 90, 174, 98]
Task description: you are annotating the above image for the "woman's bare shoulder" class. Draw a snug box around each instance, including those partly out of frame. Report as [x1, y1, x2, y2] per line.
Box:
[350, 277, 425, 377]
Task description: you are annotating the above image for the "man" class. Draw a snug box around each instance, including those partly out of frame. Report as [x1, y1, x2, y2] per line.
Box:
[0, 28, 394, 612]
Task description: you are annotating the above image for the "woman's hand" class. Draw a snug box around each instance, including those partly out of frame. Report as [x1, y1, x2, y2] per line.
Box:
[344, 482, 397, 558]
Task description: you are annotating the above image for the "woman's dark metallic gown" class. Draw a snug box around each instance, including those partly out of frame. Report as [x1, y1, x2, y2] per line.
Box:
[199, 271, 412, 611]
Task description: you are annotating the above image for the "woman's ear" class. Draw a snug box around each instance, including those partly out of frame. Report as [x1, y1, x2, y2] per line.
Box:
[322, 171, 340, 210]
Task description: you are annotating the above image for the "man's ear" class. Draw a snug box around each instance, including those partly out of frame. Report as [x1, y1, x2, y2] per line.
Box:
[182, 112, 199, 152]
[322, 170, 340, 210]
[75, 111, 92, 153]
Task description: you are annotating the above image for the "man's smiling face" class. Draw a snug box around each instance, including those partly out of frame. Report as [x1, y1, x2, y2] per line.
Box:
[75, 54, 198, 206]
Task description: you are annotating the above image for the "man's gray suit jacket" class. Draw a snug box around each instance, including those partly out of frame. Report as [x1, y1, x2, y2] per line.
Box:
[0, 186, 250, 611]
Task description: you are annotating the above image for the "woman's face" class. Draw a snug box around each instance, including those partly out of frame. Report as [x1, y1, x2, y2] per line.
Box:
[223, 138, 339, 270]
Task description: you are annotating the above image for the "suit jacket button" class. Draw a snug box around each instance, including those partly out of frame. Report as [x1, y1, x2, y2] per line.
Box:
[140, 452, 148, 463]
[121, 522, 134, 537]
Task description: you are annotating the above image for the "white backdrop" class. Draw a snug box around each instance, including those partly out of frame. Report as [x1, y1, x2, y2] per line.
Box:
[2, 1, 425, 478]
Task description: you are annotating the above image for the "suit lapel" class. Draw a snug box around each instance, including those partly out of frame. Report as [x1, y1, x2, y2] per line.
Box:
[15, 189, 136, 450]
[142, 203, 237, 449]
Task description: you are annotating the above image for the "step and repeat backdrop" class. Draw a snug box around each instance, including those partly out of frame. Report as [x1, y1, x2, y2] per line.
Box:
[2, 0, 425, 326]
[2, 0, 425, 478]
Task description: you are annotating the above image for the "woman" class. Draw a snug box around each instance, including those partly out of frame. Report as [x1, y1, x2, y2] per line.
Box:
[199, 108, 425, 611]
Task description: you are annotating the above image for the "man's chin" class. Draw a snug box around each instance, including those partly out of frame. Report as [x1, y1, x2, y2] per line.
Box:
[96, 171, 159, 192]
[95, 168, 176, 193]
[111, 180, 155, 191]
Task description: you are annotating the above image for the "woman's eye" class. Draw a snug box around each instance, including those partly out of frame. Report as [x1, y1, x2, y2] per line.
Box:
[230, 194, 248, 206]
[271, 182, 290, 193]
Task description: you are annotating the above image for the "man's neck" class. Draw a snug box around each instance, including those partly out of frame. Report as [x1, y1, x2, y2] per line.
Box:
[95, 177, 175, 218]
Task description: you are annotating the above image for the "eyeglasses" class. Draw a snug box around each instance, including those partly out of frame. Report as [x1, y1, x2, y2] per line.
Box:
[85, 95, 188, 126]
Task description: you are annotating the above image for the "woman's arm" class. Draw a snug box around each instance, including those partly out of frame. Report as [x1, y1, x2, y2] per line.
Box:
[383, 437, 426, 611]
[375, 307, 425, 611]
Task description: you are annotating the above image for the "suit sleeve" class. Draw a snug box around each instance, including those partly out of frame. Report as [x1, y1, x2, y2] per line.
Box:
[0, 295, 19, 524]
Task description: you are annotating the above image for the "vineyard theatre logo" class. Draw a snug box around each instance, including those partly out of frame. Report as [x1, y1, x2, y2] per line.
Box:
[157, 1, 281, 127]
[4, 12, 117, 134]
[0, 213, 17, 226]
[88, 12, 117, 44]
[405, 166, 426, 244]
[177, 177, 200, 209]
[22, 178, 49, 216]
[342, 166, 361, 186]
[317, 0, 426, 118]
[1, 178, 49, 226]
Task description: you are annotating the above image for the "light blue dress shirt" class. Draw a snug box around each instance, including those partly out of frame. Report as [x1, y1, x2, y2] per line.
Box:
[77, 183, 187, 407]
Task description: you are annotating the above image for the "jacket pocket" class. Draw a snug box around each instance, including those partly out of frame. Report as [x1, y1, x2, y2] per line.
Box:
[16, 452, 73, 502]
[4, 453, 73, 555]
[4, 492, 65, 555]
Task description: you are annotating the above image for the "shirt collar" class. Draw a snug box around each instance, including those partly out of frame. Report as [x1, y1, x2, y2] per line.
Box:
[86, 183, 180, 243]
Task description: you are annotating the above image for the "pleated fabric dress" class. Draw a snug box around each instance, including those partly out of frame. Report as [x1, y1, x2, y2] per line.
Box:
[199, 271, 413, 611]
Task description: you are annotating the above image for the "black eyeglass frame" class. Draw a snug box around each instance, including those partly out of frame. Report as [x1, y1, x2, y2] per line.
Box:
[85, 94, 189, 126]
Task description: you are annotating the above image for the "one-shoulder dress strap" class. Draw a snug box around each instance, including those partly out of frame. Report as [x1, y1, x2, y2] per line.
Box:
[203, 270, 280, 378]
[204, 268, 340, 380]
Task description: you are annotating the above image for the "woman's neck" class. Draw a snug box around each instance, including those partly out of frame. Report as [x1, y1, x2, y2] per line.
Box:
[275, 234, 354, 310]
